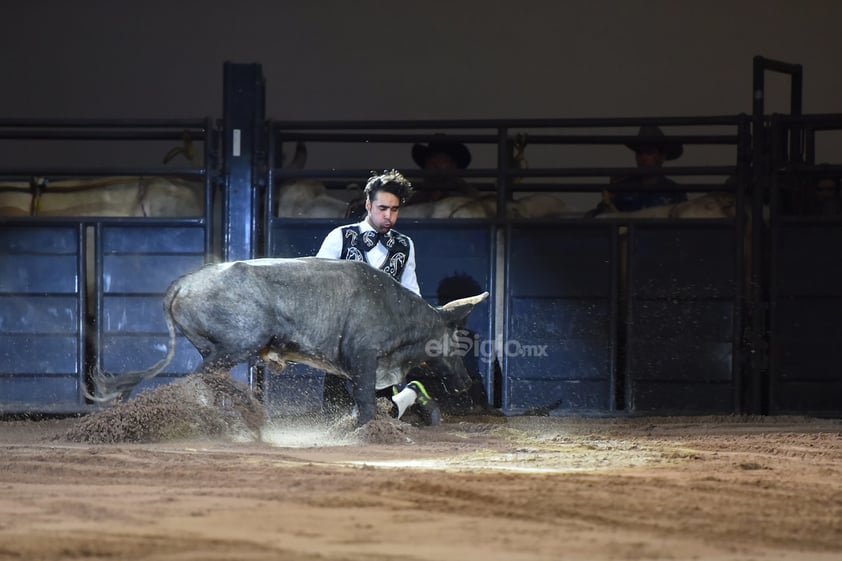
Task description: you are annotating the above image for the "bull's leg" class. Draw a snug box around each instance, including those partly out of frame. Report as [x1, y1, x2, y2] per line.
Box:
[348, 358, 378, 425]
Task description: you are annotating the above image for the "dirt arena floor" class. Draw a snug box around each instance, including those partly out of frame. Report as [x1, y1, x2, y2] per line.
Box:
[1, 388, 841, 561]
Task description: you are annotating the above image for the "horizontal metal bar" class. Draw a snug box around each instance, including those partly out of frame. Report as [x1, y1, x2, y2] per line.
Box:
[0, 118, 211, 128]
[0, 129, 207, 141]
[771, 113, 842, 125]
[754, 56, 803, 76]
[272, 166, 737, 180]
[0, 167, 208, 177]
[0, 216, 207, 225]
[271, 115, 745, 131]
[305, 180, 736, 194]
[504, 183, 737, 193]
[781, 164, 842, 175]
[274, 131, 740, 145]
[517, 134, 739, 145]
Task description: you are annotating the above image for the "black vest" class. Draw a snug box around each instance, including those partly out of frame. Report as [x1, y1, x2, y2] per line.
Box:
[339, 225, 410, 282]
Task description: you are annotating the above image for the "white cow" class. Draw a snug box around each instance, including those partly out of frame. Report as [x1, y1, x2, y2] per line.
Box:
[0, 176, 204, 217]
[400, 192, 568, 219]
[595, 192, 737, 219]
[276, 180, 356, 218]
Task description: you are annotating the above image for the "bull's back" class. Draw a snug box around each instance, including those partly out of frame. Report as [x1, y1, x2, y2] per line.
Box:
[168, 257, 439, 353]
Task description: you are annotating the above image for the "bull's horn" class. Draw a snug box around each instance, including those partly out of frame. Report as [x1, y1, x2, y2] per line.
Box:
[437, 291, 489, 326]
[440, 291, 489, 311]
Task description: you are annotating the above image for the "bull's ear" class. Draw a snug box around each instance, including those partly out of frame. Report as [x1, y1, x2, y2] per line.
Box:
[437, 291, 489, 325]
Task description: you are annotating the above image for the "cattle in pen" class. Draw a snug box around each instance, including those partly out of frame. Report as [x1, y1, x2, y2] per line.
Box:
[0, 176, 204, 218]
[276, 184, 568, 219]
[593, 192, 737, 219]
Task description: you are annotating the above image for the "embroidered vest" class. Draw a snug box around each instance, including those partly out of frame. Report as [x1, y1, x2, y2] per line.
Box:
[339, 225, 410, 282]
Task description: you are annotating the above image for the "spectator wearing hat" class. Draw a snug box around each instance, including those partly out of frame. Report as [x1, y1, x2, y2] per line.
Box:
[589, 125, 687, 215]
[410, 135, 479, 204]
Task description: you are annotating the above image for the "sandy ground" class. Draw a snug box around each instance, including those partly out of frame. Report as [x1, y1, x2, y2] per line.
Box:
[1, 406, 841, 561]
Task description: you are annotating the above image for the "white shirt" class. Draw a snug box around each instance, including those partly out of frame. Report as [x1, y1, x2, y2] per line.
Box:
[316, 220, 420, 296]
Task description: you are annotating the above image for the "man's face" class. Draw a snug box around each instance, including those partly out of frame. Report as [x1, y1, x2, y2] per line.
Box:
[635, 146, 666, 169]
[424, 152, 459, 172]
[366, 191, 401, 232]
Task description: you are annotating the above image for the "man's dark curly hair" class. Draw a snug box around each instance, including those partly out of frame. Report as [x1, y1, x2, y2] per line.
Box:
[364, 169, 413, 204]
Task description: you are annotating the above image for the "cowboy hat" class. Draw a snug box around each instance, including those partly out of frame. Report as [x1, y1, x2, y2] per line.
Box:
[625, 125, 683, 160]
[412, 135, 472, 169]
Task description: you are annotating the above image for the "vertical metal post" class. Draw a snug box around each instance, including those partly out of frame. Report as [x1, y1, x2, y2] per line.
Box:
[790, 66, 803, 164]
[494, 127, 509, 409]
[747, 55, 804, 414]
[748, 56, 768, 414]
[222, 62, 265, 262]
[202, 116, 217, 260]
[752, 56, 766, 121]
[221, 62, 265, 388]
[733, 115, 751, 414]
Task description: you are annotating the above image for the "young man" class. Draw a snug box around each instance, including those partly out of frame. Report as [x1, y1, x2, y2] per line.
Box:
[315, 169, 438, 423]
[587, 125, 687, 216]
[611, 125, 687, 211]
[409, 134, 477, 204]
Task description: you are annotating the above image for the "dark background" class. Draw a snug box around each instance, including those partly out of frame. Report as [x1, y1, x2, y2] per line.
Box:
[2, 1, 840, 171]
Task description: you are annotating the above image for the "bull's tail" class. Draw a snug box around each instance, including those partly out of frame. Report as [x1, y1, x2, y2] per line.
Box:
[85, 283, 181, 403]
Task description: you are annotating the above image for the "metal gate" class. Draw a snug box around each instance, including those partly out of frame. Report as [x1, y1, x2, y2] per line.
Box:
[3, 60, 841, 418]
[766, 114, 842, 415]
[0, 119, 217, 413]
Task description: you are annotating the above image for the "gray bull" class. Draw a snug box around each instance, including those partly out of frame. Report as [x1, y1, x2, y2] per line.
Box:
[90, 257, 488, 425]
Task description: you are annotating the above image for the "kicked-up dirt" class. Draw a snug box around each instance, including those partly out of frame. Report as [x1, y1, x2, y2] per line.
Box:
[0, 378, 840, 561]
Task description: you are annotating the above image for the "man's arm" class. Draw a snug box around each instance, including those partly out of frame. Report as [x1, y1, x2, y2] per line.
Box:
[315, 227, 342, 258]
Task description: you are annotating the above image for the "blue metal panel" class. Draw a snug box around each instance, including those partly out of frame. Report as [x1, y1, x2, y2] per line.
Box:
[508, 297, 610, 379]
[0, 295, 78, 333]
[0, 225, 84, 409]
[507, 379, 612, 411]
[0, 255, 78, 293]
[103, 254, 204, 293]
[269, 219, 345, 258]
[775, 225, 842, 295]
[404, 221, 494, 300]
[102, 226, 205, 253]
[98, 224, 207, 389]
[0, 377, 80, 406]
[630, 381, 735, 413]
[0, 335, 78, 374]
[631, 227, 736, 299]
[627, 224, 737, 414]
[102, 335, 201, 373]
[505, 224, 615, 413]
[770, 222, 842, 415]
[0, 226, 79, 254]
[103, 295, 169, 332]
